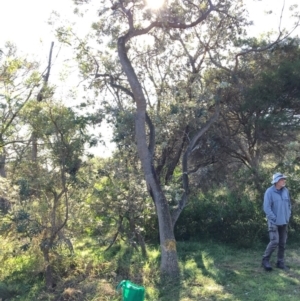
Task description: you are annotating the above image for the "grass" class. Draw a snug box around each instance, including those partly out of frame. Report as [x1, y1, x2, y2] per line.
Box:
[1, 238, 300, 300]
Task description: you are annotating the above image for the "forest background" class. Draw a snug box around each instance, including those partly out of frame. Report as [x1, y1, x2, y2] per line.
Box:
[1, 0, 300, 300]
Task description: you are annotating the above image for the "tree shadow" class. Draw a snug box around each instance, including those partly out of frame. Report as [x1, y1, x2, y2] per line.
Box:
[114, 245, 147, 300]
[158, 273, 181, 301]
[178, 241, 300, 301]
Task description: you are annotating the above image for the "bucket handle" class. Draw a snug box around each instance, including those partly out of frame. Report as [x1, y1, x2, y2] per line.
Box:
[116, 280, 127, 291]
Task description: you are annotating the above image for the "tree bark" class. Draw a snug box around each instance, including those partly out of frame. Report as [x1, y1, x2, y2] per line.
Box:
[32, 42, 54, 161]
[42, 247, 54, 290]
[0, 151, 6, 178]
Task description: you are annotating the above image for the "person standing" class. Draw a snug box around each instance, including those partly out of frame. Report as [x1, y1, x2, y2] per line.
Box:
[261, 172, 291, 271]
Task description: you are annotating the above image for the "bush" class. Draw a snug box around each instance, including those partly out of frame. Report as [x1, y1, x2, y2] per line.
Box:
[0, 282, 12, 300]
[175, 188, 266, 247]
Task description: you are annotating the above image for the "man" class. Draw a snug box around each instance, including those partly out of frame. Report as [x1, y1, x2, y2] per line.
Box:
[261, 172, 291, 271]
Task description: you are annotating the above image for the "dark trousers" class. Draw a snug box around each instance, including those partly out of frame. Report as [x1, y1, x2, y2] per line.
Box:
[263, 222, 288, 263]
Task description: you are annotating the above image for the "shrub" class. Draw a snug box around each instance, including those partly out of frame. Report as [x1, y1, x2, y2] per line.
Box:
[175, 188, 266, 247]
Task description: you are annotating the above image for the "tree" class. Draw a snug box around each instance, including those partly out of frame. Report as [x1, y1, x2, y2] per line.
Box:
[189, 38, 300, 195]
[88, 154, 151, 257]
[0, 43, 41, 177]
[66, 0, 300, 276]
[1, 100, 92, 289]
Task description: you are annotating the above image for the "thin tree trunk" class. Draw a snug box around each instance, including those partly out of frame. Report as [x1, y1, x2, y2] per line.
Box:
[31, 133, 38, 162]
[128, 216, 147, 257]
[32, 42, 54, 161]
[42, 245, 54, 289]
[0, 151, 6, 178]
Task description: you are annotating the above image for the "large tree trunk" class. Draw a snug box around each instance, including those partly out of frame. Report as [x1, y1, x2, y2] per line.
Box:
[136, 110, 179, 275]
[148, 175, 179, 275]
[118, 37, 179, 276]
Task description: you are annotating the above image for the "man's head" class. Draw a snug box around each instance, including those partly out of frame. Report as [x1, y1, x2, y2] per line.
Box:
[271, 172, 287, 187]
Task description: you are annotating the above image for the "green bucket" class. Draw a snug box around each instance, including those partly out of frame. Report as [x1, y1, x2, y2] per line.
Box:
[116, 280, 145, 301]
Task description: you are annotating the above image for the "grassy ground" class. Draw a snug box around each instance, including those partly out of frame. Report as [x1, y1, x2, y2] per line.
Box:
[1, 238, 300, 300]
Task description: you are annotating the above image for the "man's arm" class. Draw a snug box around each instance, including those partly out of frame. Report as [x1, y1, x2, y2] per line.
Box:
[263, 189, 276, 223]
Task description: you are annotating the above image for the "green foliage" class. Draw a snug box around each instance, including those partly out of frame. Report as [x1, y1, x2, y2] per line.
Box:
[272, 142, 300, 241]
[17, 178, 31, 200]
[0, 97, 97, 288]
[21, 100, 92, 178]
[0, 282, 12, 300]
[0, 177, 18, 214]
[112, 109, 135, 149]
[86, 156, 152, 254]
[0, 43, 41, 151]
[192, 39, 300, 194]
[175, 154, 300, 247]
[175, 189, 265, 247]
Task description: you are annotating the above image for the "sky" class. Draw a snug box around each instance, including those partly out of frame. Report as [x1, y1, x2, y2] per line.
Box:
[1, 0, 73, 55]
[0, 0, 299, 156]
[1, 0, 299, 57]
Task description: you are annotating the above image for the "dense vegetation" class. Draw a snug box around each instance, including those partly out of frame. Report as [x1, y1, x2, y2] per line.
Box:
[2, 239, 300, 301]
[1, 0, 300, 300]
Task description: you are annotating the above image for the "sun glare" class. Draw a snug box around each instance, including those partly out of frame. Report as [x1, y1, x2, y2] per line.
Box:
[146, 0, 164, 10]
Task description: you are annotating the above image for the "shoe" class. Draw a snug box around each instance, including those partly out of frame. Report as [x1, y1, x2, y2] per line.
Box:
[262, 258, 273, 271]
[276, 261, 289, 270]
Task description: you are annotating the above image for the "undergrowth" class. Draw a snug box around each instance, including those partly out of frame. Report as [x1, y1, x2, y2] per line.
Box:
[1, 238, 300, 300]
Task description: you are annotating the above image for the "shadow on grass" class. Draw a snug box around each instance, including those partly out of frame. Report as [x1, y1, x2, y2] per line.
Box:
[158, 273, 181, 301]
[116, 247, 133, 280]
[115, 246, 145, 283]
[177, 240, 300, 301]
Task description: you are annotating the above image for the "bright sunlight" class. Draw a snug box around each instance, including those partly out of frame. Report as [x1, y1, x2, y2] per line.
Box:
[146, 0, 164, 10]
